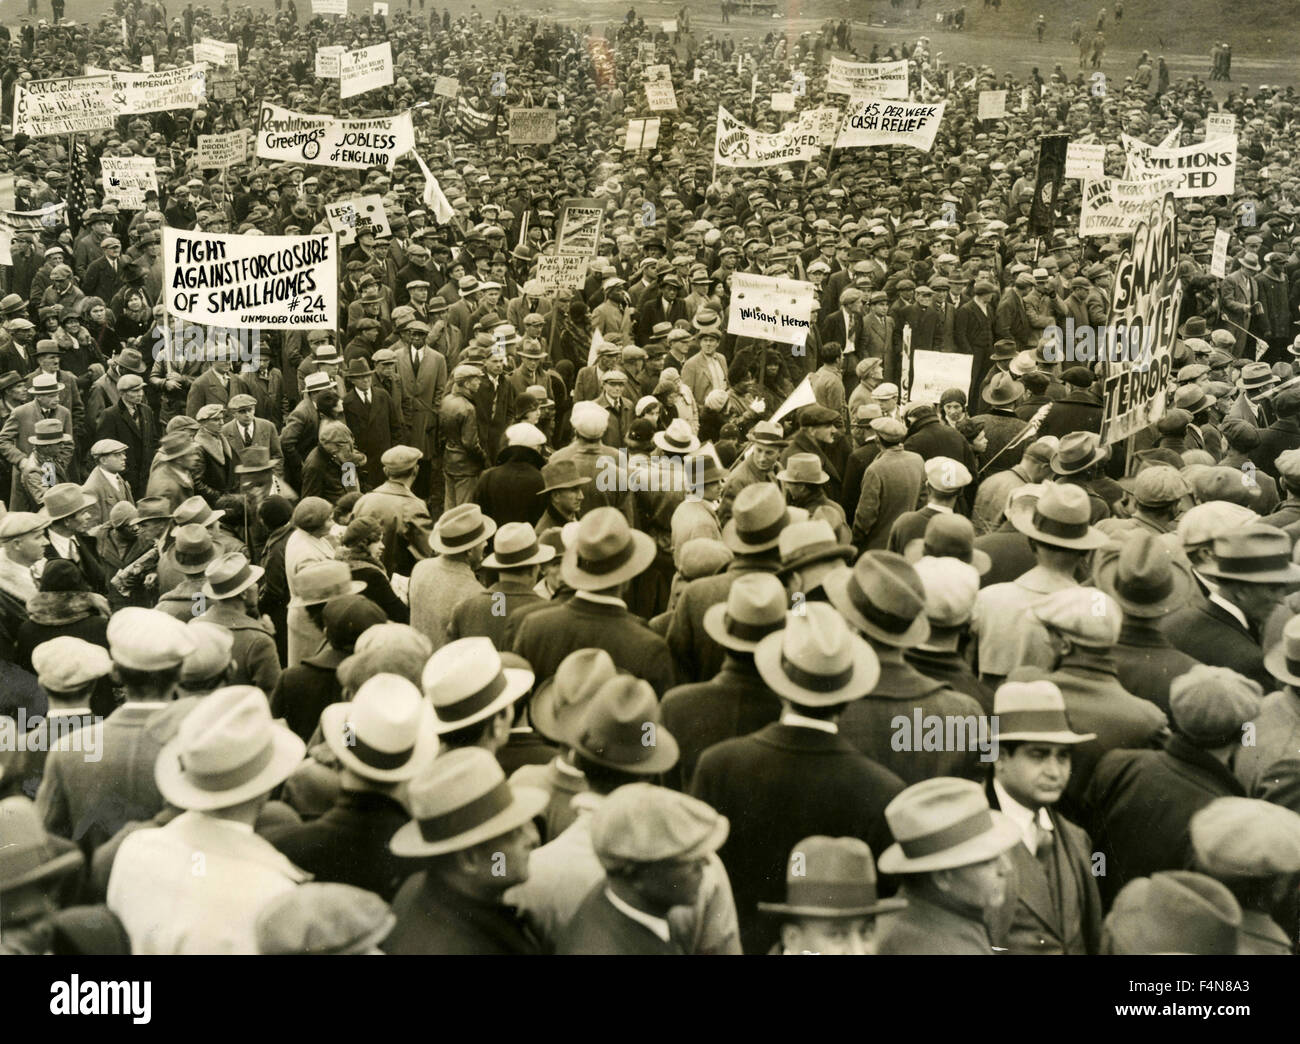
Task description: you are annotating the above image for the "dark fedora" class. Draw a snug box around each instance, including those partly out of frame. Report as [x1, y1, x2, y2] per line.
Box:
[567, 675, 679, 774]
[1093, 531, 1193, 618]
[344, 357, 373, 378]
[172, 524, 217, 576]
[1051, 431, 1108, 476]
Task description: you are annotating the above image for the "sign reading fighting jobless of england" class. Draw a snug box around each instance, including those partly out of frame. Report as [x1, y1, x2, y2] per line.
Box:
[555, 199, 604, 258]
[339, 42, 393, 98]
[13, 76, 115, 136]
[165, 228, 338, 330]
[101, 156, 157, 210]
[1099, 193, 1184, 446]
[837, 97, 945, 151]
[196, 129, 254, 168]
[1122, 133, 1237, 197]
[714, 105, 819, 168]
[825, 58, 908, 98]
[535, 254, 589, 291]
[507, 108, 558, 144]
[645, 81, 677, 111]
[727, 273, 816, 348]
[326, 195, 390, 245]
[256, 103, 415, 171]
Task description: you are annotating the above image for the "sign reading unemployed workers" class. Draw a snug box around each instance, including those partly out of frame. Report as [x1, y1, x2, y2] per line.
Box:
[507, 108, 558, 144]
[101, 156, 157, 210]
[825, 58, 908, 98]
[165, 228, 338, 330]
[325, 195, 390, 245]
[339, 42, 393, 99]
[727, 272, 816, 347]
[256, 104, 414, 171]
[1122, 133, 1237, 197]
[838, 98, 945, 151]
[1099, 194, 1184, 446]
[13, 76, 115, 136]
[555, 199, 604, 258]
[196, 130, 253, 168]
[714, 105, 819, 168]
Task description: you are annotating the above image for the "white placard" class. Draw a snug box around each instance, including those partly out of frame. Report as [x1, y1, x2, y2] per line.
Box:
[714, 104, 820, 168]
[101, 156, 157, 210]
[536, 254, 589, 291]
[1065, 141, 1106, 180]
[339, 41, 393, 99]
[12, 76, 115, 136]
[770, 92, 795, 112]
[112, 63, 208, 113]
[196, 129, 254, 169]
[837, 97, 945, 152]
[662, 19, 678, 32]
[644, 64, 671, 83]
[646, 81, 678, 111]
[624, 117, 661, 152]
[256, 103, 415, 171]
[326, 194, 390, 245]
[373, 1, 388, 13]
[1210, 228, 1231, 278]
[727, 272, 816, 347]
[1122, 133, 1237, 197]
[312, 0, 347, 13]
[1205, 112, 1236, 141]
[826, 58, 908, 98]
[195, 38, 239, 70]
[507, 108, 558, 145]
[433, 75, 460, 99]
[1078, 173, 1183, 236]
[141, 54, 155, 73]
[315, 45, 344, 79]
[909, 350, 973, 406]
[977, 90, 1007, 120]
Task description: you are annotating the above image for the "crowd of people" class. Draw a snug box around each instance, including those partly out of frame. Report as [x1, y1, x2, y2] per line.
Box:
[1, 0, 1299, 957]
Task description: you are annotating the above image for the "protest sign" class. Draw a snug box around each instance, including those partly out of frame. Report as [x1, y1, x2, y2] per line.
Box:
[1065, 141, 1106, 179]
[826, 58, 908, 98]
[101, 156, 157, 210]
[433, 75, 460, 99]
[1122, 132, 1237, 197]
[1078, 173, 1182, 236]
[12, 76, 115, 136]
[645, 81, 677, 111]
[644, 64, 671, 82]
[0, 174, 13, 213]
[624, 117, 661, 152]
[770, 92, 795, 112]
[339, 42, 393, 99]
[796, 106, 842, 150]
[1099, 194, 1183, 445]
[208, 71, 238, 101]
[1205, 112, 1236, 141]
[507, 108, 558, 145]
[316, 45, 344, 78]
[638, 41, 656, 64]
[693, 67, 704, 83]
[195, 38, 239, 69]
[164, 228, 338, 330]
[555, 199, 604, 258]
[197, 129, 253, 169]
[142, 54, 154, 72]
[1210, 228, 1231, 278]
[662, 19, 678, 32]
[727, 273, 816, 348]
[535, 254, 590, 291]
[326, 195, 390, 245]
[714, 105, 819, 168]
[771, 376, 817, 424]
[909, 351, 973, 406]
[1028, 134, 1069, 237]
[109, 64, 207, 113]
[837, 97, 945, 152]
[977, 90, 1007, 120]
[312, 0, 347, 13]
[410, 150, 455, 224]
[373, 1, 388, 13]
[256, 103, 415, 171]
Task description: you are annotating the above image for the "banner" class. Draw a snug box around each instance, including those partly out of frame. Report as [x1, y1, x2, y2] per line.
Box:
[110, 64, 207, 114]
[507, 108, 558, 144]
[837, 97, 945, 152]
[977, 90, 1007, 120]
[726, 272, 816, 347]
[1078, 173, 1182, 236]
[312, 0, 347, 13]
[714, 105, 819, 168]
[1065, 141, 1105, 180]
[1100, 194, 1183, 446]
[645, 81, 677, 111]
[535, 254, 589, 291]
[195, 38, 239, 69]
[455, 97, 497, 138]
[164, 228, 338, 330]
[908, 350, 973, 406]
[1028, 134, 1068, 236]
[315, 45, 344, 78]
[556, 199, 604, 258]
[340, 42, 393, 99]
[624, 117, 660, 151]
[1205, 112, 1235, 141]
[826, 58, 908, 98]
[1210, 228, 1230, 278]
[197, 129, 253, 169]
[1122, 133, 1237, 197]
[326, 195, 390, 245]
[101, 156, 157, 210]
[433, 75, 460, 99]
[256, 103, 415, 171]
[13, 76, 114, 136]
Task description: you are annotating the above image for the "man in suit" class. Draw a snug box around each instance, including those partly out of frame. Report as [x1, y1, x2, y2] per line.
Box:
[447, 523, 549, 648]
[0, 372, 76, 504]
[852, 418, 924, 551]
[93, 375, 156, 499]
[280, 373, 336, 490]
[822, 287, 866, 368]
[341, 359, 401, 490]
[222, 394, 284, 479]
[194, 553, 282, 695]
[81, 438, 134, 527]
[956, 279, 997, 401]
[81, 236, 127, 303]
[692, 605, 904, 956]
[1251, 388, 1300, 480]
[986, 680, 1104, 954]
[185, 353, 246, 418]
[393, 321, 447, 499]
[995, 271, 1037, 351]
[1219, 253, 1261, 357]
[84, 349, 147, 435]
[680, 310, 729, 409]
[634, 272, 689, 346]
[41, 484, 108, 595]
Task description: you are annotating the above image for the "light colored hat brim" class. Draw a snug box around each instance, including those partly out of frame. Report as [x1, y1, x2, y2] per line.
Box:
[753, 625, 880, 707]
[1197, 560, 1300, 585]
[778, 544, 855, 577]
[539, 475, 591, 493]
[431, 515, 497, 555]
[483, 545, 556, 570]
[1263, 644, 1300, 688]
[155, 728, 306, 812]
[1006, 501, 1110, 551]
[774, 467, 829, 484]
[561, 529, 658, 591]
[995, 728, 1096, 745]
[823, 568, 931, 650]
[431, 667, 534, 735]
[652, 432, 701, 454]
[389, 785, 549, 858]
[320, 701, 439, 783]
[201, 563, 264, 599]
[721, 516, 785, 554]
[903, 538, 992, 577]
[288, 579, 367, 608]
[702, 601, 783, 653]
[877, 810, 1022, 875]
[758, 896, 909, 918]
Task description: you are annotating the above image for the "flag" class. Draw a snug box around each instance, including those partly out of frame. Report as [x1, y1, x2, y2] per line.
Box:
[66, 136, 90, 238]
[771, 376, 817, 424]
[455, 97, 496, 138]
[411, 150, 455, 225]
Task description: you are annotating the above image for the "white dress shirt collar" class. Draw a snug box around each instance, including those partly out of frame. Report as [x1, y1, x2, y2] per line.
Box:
[779, 709, 838, 734]
[604, 887, 672, 943]
[993, 779, 1053, 855]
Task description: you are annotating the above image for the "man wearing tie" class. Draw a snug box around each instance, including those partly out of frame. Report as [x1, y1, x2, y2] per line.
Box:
[395, 320, 447, 502]
[222, 394, 284, 479]
[81, 438, 135, 526]
[343, 358, 402, 490]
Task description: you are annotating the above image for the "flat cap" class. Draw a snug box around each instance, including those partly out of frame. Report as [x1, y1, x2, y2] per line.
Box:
[381, 445, 423, 472]
[911, 556, 980, 628]
[924, 456, 973, 492]
[1170, 665, 1262, 747]
[591, 782, 729, 867]
[571, 400, 610, 439]
[106, 607, 197, 671]
[91, 438, 128, 456]
[1032, 587, 1123, 646]
[180, 620, 236, 685]
[0, 511, 51, 541]
[1133, 464, 1190, 506]
[195, 403, 225, 422]
[870, 417, 908, 443]
[291, 496, 334, 532]
[451, 364, 484, 382]
[1191, 797, 1300, 878]
[256, 883, 396, 955]
[1176, 501, 1259, 548]
[31, 635, 112, 693]
[228, 393, 257, 411]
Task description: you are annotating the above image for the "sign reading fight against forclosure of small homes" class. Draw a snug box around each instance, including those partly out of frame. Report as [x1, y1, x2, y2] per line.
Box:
[197, 129, 253, 168]
[825, 58, 908, 98]
[838, 98, 945, 152]
[727, 273, 816, 348]
[1099, 193, 1184, 446]
[165, 228, 338, 330]
[555, 199, 604, 258]
[256, 103, 414, 171]
[1121, 133, 1237, 198]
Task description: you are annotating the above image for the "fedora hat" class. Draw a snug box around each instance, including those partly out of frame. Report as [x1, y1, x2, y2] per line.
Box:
[721, 482, 790, 554]
[288, 560, 367, 608]
[1237, 361, 1277, 391]
[561, 507, 657, 590]
[824, 551, 931, 649]
[389, 747, 548, 858]
[877, 777, 1021, 875]
[758, 836, 908, 919]
[753, 602, 880, 706]
[422, 636, 534, 734]
[748, 419, 789, 447]
[566, 675, 680, 774]
[344, 357, 373, 378]
[432, 503, 497, 555]
[993, 680, 1096, 744]
[0, 796, 84, 893]
[1264, 614, 1300, 688]
[132, 496, 173, 522]
[981, 371, 1024, 406]
[531, 648, 619, 744]
[775, 452, 830, 485]
[1103, 871, 1242, 955]
[903, 513, 991, 576]
[989, 338, 1018, 362]
[29, 418, 67, 446]
[776, 518, 854, 584]
[202, 552, 265, 601]
[1238, 252, 1261, 272]
[703, 572, 789, 653]
[41, 483, 96, 521]
[1179, 315, 1208, 339]
[482, 521, 556, 570]
[235, 445, 276, 473]
[1198, 523, 1300, 585]
[172, 524, 217, 575]
[29, 371, 64, 394]
[155, 686, 306, 812]
[1008, 483, 1109, 550]
[321, 673, 436, 783]
[652, 417, 701, 455]
[173, 494, 225, 528]
[155, 431, 194, 462]
[1092, 531, 1193, 618]
[538, 458, 592, 493]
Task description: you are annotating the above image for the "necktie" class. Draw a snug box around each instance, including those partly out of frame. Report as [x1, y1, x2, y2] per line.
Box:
[411, 348, 420, 369]
[362, 392, 370, 407]
[1033, 819, 1054, 861]
[242, 426, 253, 446]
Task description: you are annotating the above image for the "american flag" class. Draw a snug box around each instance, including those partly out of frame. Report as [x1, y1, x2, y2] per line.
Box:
[66, 136, 90, 238]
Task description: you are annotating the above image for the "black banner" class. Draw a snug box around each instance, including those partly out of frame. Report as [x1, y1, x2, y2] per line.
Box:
[1028, 133, 1069, 236]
